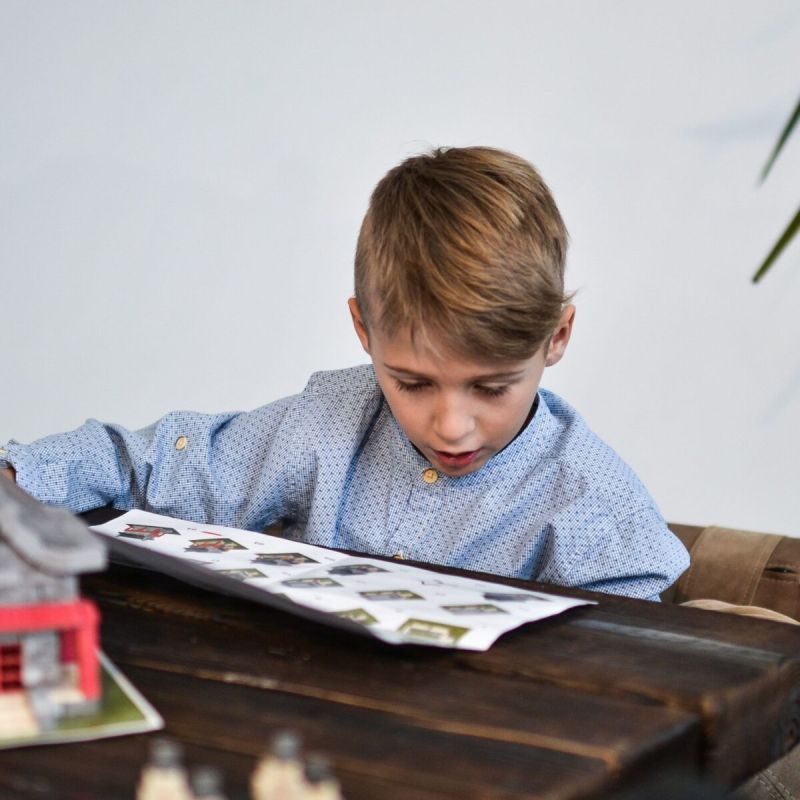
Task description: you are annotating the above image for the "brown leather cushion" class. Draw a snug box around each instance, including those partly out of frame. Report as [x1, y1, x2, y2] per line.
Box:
[664, 524, 800, 622]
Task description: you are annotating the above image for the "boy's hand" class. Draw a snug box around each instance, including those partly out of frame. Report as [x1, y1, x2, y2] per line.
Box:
[0, 466, 16, 482]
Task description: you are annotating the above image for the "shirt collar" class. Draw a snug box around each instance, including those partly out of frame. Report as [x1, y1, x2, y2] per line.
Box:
[385, 390, 559, 485]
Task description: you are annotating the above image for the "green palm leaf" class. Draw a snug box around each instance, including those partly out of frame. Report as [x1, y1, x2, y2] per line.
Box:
[760, 95, 800, 183]
[752, 206, 800, 283]
[752, 94, 800, 282]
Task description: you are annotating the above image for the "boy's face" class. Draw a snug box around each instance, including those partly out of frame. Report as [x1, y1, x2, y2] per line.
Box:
[349, 299, 574, 478]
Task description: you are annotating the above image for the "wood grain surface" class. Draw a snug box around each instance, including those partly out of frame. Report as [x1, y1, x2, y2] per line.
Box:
[2, 517, 799, 799]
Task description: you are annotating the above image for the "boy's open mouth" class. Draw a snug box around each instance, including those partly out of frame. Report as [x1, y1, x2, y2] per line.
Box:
[433, 449, 481, 468]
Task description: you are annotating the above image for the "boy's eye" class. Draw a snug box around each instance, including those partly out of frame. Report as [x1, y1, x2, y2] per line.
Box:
[475, 384, 510, 398]
[394, 379, 430, 393]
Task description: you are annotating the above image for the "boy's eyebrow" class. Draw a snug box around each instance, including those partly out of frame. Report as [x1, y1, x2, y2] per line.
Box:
[384, 364, 527, 382]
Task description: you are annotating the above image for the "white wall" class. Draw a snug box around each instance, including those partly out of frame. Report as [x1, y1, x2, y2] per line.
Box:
[2, 1, 799, 534]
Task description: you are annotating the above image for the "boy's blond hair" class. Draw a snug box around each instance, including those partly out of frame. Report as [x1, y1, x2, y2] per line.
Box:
[355, 146, 571, 361]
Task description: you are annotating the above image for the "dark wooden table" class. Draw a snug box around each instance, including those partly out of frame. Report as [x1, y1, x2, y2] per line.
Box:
[2, 548, 800, 799]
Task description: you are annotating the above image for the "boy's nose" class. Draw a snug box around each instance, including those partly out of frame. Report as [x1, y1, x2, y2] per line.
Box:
[432, 397, 476, 446]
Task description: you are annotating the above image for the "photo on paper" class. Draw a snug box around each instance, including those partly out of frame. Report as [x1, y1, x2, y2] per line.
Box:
[185, 537, 247, 553]
[360, 589, 423, 602]
[482, 591, 554, 603]
[118, 524, 180, 541]
[441, 603, 508, 615]
[398, 618, 469, 645]
[328, 563, 388, 576]
[252, 552, 319, 566]
[334, 608, 379, 626]
[217, 568, 267, 581]
[282, 577, 342, 588]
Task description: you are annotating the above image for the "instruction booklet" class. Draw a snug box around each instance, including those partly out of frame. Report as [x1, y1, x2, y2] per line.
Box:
[91, 510, 592, 651]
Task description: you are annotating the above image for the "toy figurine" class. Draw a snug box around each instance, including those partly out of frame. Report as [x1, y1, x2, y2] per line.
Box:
[191, 766, 229, 800]
[137, 737, 194, 800]
[304, 755, 344, 800]
[137, 733, 346, 799]
[251, 730, 306, 800]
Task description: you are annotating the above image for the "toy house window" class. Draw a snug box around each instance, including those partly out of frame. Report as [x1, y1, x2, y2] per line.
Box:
[0, 643, 23, 691]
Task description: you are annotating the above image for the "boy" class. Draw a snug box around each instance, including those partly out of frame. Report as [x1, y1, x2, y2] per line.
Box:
[0, 146, 688, 599]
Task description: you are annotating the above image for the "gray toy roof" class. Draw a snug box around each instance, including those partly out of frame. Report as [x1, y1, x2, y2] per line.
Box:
[0, 478, 107, 576]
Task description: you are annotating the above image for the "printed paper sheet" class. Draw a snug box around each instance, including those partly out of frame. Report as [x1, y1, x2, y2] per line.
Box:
[91, 510, 593, 651]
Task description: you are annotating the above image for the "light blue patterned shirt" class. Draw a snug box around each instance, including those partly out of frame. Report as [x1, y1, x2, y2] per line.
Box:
[1, 365, 688, 599]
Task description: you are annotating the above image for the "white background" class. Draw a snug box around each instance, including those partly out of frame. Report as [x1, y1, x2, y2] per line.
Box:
[2, 1, 798, 535]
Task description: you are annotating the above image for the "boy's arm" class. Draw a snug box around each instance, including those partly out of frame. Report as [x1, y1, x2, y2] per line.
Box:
[538, 505, 690, 601]
[0, 395, 300, 527]
[3, 415, 229, 516]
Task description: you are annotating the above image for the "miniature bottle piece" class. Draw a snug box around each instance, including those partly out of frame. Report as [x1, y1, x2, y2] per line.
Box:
[251, 730, 306, 800]
[191, 765, 228, 800]
[304, 754, 344, 800]
[136, 736, 193, 800]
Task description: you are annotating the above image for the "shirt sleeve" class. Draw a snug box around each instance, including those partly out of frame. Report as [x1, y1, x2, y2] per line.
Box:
[2, 394, 301, 529]
[537, 505, 691, 600]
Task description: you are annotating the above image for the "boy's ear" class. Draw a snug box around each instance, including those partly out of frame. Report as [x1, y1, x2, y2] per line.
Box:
[348, 297, 371, 355]
[544, 305, 575, 367]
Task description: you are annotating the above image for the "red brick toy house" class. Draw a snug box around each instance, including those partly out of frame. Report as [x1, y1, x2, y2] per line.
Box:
[0, 478, 106, 726]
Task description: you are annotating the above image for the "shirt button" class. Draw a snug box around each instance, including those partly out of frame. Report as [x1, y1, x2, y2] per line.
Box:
[175, 436, 189, 451]
[422, 468, 438, 484]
